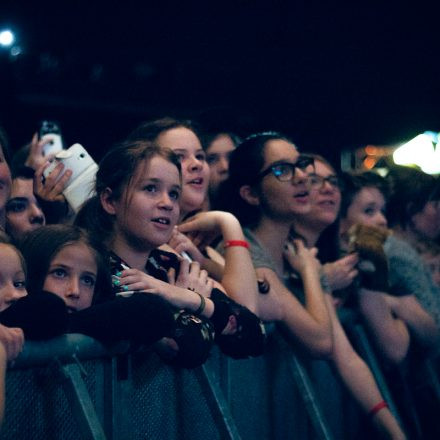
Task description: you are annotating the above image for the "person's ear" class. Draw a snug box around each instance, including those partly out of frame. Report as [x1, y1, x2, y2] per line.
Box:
[100, 188, 117, 215]
[239, 185, 260, 206]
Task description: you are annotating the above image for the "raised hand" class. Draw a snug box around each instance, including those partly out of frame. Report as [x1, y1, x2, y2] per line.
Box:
[34, 160, 71, 204]
[323, 253, 359, 291]
[283, 239, 321, 276]
[25, 133, 56, 171]
[168, 228, 206, 264]
[178, 211, 239, 249]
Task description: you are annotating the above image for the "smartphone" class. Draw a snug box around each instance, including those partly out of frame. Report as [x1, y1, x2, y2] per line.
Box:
[179, 251, 194, 263]
[39, 120, 64, 157]
[44, 143, 98, 212]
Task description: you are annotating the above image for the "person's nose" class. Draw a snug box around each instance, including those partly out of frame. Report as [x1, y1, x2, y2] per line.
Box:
[29, 203, 45, 225]
[293, 167, 308, 185]
[187, 155, 203, 172]
[217, 156, 229, 174]
[66, 278, 80, 299]
[318, 178, 338, 194]
[158, 191, 174, 211]
[375, 212, 388, 228]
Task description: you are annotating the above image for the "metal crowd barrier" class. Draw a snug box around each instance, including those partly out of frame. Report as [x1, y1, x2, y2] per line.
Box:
[1, 322, 400, 440]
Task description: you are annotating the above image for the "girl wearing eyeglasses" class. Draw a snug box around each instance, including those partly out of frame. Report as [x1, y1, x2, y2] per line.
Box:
[219, 137, 406, 439]
[217, 132, 332, 353]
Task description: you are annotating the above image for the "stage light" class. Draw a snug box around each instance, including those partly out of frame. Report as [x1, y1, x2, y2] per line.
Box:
[0, 30, 14, 47]
[393, 132, 440, 175]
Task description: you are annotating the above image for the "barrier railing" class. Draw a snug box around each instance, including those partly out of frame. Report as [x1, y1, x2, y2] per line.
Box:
[1, 318, 415, 440]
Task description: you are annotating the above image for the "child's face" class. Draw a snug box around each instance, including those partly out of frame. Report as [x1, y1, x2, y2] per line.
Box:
[112, 156, 181, 251]
[43, 242, 98, 312]
[6, 177, 46, 240]
[0, 244, 27, 312]
[206, 134, 236, 196]
[340, 187, 388, 235]
[157, 127, 210, 216]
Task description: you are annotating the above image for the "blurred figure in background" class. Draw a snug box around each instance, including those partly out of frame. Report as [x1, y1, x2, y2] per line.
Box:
[5, 167, 45, 242]
[203, 131, 239, 209]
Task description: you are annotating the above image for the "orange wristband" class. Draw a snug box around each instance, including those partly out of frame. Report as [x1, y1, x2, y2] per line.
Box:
[224, 240, 250, 249]
[368, 400, 388, 417]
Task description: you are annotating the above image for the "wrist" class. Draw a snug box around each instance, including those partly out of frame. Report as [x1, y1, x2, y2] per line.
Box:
[192, 291, 206, 315]
[368, 400, 388, 418]
[224, 240, 249, 250]
[299, 264, 320, 278]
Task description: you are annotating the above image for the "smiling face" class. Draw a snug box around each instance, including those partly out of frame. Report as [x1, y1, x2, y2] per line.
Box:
[6, 177, 46, 240]
[157, 127, 210, 216]
[299, 160, 341, 233]
[256, 139, 311, 221]
[340, 187, 387, 234]
[0, 244, 27, 312]
[110, 155, 181, 253]
[43, 242, 97, 312]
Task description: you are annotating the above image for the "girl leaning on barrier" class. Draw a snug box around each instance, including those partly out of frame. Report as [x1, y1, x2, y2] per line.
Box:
[19, 224, 181, 358]
[127, 117, 261, 317]
[291, 155, 409, 439]
[126, 119, 265, 358]
[218, 133, 406, 440]
[75, 140, 264, 365]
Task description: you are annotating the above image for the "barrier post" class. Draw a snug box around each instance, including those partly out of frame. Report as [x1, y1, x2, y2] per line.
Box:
[57, 359, 107, 440]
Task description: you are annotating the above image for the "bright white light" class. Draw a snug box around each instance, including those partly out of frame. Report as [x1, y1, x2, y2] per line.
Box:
[420, 146, 440, 174]
[393, 134, 433, 166]
[0, 30, 14, 47]
[393, 132, 440, 175]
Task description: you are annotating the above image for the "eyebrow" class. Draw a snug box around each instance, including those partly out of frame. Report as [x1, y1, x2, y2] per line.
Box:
[7, 197, 28, 203]
[173, 148, 204, 154]
[48, 264, 97, 277]
[139, 178, 181, 189]
[268, 160, 298, 167]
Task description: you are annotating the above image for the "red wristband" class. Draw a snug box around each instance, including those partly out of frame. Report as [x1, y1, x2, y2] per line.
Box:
[224, 240, 250, 249]
[368, 400, 388, 417]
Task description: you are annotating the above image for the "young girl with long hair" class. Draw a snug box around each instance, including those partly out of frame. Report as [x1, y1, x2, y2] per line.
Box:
[76, 140, 264, 361]
[337, 171, 439, 359]
[127, 117, 261, 317]
[19, 224, 183, 355]
[219, 135, 405, 439]
[0, 237, 25, 426]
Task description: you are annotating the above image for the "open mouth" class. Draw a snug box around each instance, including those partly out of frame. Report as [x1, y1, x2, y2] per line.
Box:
[187, 177, 204, 185]
[294, 190, 309, 200]
[151, 217, 171, 225]
[318, 199, 336, 207]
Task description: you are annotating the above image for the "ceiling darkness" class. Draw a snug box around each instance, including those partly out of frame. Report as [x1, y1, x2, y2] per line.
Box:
[1, 1, 440, 164]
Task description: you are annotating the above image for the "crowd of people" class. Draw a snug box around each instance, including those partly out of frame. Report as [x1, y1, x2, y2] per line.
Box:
[0, 118, 439, 439]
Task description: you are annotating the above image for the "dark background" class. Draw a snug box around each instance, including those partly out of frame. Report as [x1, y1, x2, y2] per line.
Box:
[1, 1, 440, 165]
